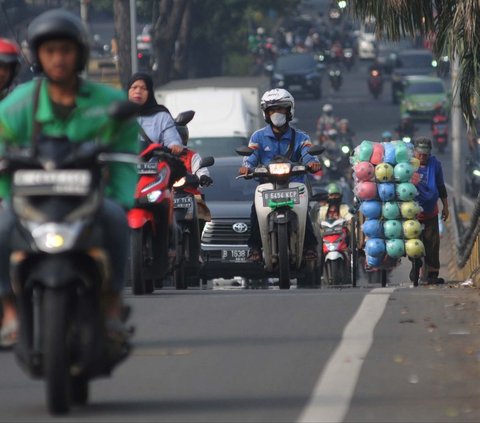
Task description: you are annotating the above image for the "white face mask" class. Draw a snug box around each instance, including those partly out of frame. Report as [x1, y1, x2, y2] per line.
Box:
[270, 112, 287, 127]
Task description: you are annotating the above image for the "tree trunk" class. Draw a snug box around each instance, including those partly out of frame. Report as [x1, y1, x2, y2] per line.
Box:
[172, 1, 192, 79]
[113, 0, 132, 89]
[152, 0, 188, 86]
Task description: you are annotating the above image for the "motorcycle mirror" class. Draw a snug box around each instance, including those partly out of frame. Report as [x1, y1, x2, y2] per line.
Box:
[108, 101, 140, 120]
[308, 145, 325, 156]
[175, 110, 195, 125]
[199, 156, 215, 168]
[236, 146, 254, 156]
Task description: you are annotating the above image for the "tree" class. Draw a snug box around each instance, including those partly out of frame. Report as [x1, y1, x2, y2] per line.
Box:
[113, 0, 132, 89]
[350, 0, 480, 128]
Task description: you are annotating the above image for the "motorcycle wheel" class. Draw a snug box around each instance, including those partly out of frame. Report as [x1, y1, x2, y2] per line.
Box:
[381, 269, 388, 287]
[43, 288, 71, 415]
[174, 232, 187, 290]
[350, 227, 358, 287]
[130, 228, 146, 295]
[330, 260, 343, 285]
[277, 223, 291, 290]
[70, 376, 88, 406]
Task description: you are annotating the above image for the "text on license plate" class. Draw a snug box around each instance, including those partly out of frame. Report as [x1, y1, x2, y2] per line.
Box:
[222, 249, 247, 262]
[262, 188, 299, 206]
[174, 197, 193, 208]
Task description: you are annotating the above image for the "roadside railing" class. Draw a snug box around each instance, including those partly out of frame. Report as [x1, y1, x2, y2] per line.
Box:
[450, 194, 480, 283]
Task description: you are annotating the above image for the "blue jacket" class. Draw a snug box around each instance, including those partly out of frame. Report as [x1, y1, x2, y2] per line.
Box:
[415, 155, 446, 214]
[244, 125, 318, 172]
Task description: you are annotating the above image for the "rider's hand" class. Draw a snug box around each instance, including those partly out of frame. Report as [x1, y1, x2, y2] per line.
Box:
[199, 175, 213, 187]
[238, 166, 250, 176]
[307, 161, 322, 173]
[411, 172, 421, 185]
[168, 144, 184, 155]
[442, 204, 449, 221]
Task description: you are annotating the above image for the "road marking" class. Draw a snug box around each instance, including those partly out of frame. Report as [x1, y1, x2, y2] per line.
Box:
[297, 287, 395, 423]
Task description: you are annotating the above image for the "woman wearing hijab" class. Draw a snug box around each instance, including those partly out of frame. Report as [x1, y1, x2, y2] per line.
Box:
[127, 72, 184, 154]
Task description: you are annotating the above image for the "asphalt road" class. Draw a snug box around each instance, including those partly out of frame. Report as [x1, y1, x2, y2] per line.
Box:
[1, 54, 480, 423]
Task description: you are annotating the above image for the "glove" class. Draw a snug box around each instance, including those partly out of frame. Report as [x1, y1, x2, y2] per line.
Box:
[199, 175, 213, 187]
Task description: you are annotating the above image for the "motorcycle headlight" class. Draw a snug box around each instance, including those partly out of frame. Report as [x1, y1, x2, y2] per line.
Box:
[173, 177, 186, 188]
[473, 169, 480, 177]
[431, 60, 438, 67]
[324, 158, 331, 168]
[402, 136, 412, 143]
[338, 0, 347, 8]
[268, 163, 291, 175]
[30, 222, 82, 253]
[147, 190, 162, 202]
[341, 145, 350, 154]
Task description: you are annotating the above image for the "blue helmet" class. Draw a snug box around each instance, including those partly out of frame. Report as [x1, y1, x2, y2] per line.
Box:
[378, 182, 396, 202]
[365, 238, 386, 257]
[366, 254, 384, 268]
[362, 219, 384, 238]
[360, 200, 382, 219]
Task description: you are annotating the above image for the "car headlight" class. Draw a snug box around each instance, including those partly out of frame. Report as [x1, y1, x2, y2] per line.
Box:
[147, 190, 162, 202]
[268, 163, 291, 175]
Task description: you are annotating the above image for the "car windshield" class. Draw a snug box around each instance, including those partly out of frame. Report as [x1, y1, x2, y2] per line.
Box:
[203, 163, 257, 201]
[189, 137, 248, 157]
[398, 54, 432, 68]
[276, 54, 315, 72]
[405, 82, 444, 95]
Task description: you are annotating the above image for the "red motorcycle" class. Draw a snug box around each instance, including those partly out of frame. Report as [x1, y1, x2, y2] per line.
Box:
[128, 144, 185, 294]
[368, 68, 383, 99]
[431, 114, 448, 153]
[320, 217, 356, 286]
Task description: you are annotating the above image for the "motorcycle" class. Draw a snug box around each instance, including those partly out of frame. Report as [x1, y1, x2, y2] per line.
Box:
[320, 217, 356, 286]
[368, 68, 383, 99]
[3, 101, 138, 414]
[236, 145, 324, 289]
[328, 66, 343, 92]
[431, 114, 448, 153]
[343, 47, 354, 71]
[128, 143, 186, 294]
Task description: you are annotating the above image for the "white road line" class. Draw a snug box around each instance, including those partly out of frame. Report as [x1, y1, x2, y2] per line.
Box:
[297, 287, 395, 423]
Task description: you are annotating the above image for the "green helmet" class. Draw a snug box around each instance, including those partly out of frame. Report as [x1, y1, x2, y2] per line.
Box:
[393, 162, 414, 182]
[327, 182, 342, 195]
[382, 201, 401, 220]
[383, 220, 403, 239]
[396, 182, 417, 201]
[386, 239, 405, 258]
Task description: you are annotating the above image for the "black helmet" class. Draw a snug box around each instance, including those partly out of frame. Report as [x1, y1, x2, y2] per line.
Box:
[27, 9, 89, 72]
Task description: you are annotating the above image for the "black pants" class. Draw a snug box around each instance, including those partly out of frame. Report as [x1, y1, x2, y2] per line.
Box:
[0, 199, 129, 296]
[248, 203, 318, 250]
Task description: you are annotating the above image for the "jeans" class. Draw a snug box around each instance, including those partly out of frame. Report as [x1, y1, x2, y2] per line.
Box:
[248, 203, 318, 250]
[0, 199, 129, 296]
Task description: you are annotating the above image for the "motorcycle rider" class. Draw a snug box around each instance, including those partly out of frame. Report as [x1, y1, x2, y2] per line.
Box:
[127, 72, 183, 155]
[318, 182, 353, 222]
[337, 118, 355, 149]
[395, 113, 416, 140]
[381, 130, 393, 142]
[238, 88, 322, 262]
[316, 103, 338, 143]
[0, 9, 138, 348]
[176, 115, 213, 234]
[0, 38, 20, 100]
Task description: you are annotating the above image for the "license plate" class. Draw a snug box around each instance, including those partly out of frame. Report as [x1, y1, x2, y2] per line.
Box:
[174, 196, 193, 208]
[12, 169, 91, 196]
[222, 249, 248, 262]
[137, 162, 158, 175]
[288, 84, 302, 91]
[262, 188, 300, 206]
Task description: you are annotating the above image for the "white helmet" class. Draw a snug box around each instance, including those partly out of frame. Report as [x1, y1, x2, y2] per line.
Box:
[260, 88, 295, 122]
[323, 103, 333, 113]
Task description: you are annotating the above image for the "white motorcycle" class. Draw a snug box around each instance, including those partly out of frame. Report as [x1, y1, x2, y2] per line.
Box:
[236, 145, 324, 289]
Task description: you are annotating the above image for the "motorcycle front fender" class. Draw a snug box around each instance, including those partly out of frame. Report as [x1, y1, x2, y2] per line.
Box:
[127, 208, 155, 229]
[325, 251, 345, 262]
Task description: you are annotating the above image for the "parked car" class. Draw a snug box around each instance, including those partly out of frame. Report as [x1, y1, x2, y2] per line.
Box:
[391, 49, 436, 103]
[400, 75, 449, 121]
[465, 144, 480, 198]
[200, 157, 264, 284]
[270, 53, 322, 99]
[375, 39, 414, 74]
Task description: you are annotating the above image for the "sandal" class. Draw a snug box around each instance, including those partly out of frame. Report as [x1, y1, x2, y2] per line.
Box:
[247, 248, 262, 262]
[303, 248, 318, 261]
[0, 318, 19, 349]
[105, 319, 134, 344]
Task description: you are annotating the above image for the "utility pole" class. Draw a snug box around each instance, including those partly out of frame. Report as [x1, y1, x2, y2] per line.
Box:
[130, 0, 138, 74]
[451, 53, 463, 210]
[80, 0, 88, 77]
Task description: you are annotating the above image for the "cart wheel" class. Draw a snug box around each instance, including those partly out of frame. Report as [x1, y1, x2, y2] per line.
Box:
[381, 269, 387, 287]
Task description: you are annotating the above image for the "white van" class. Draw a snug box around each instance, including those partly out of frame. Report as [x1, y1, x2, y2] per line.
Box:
[356, 18, 376, 59]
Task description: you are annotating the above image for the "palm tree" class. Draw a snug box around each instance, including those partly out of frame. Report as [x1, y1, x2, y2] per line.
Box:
[351, 0, 480, 128]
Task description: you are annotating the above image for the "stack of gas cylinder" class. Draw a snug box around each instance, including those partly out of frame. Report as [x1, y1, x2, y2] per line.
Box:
[351, 140, 425, 269]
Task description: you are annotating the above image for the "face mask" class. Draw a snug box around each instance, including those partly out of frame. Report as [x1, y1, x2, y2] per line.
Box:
[270, 112, 287, 127]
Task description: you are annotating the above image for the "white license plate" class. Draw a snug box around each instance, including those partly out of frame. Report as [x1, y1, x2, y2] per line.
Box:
[262, 188, 300, 206]
[222, 249, 248, 262]
[174, 196, 193, 208]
